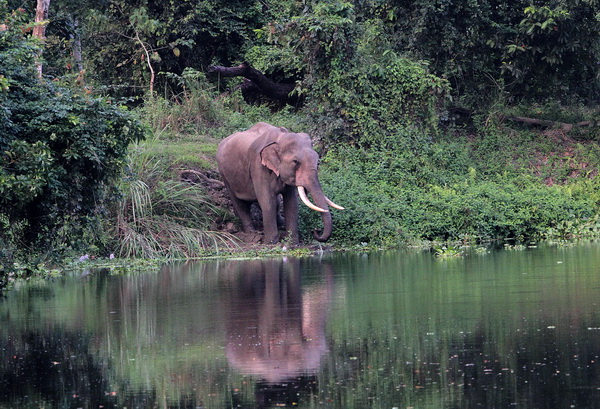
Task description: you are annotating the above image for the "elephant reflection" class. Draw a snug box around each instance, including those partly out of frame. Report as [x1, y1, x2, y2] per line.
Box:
[222, 258, 333, 384]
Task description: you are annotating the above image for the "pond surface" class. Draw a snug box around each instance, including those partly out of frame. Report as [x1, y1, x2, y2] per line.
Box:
[2, 242, 600, 408]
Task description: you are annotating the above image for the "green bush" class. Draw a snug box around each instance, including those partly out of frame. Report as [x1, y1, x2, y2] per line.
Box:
[314, 125, 598, 246]
[0, 7, 145, 270]
[330, 53, 449, 147]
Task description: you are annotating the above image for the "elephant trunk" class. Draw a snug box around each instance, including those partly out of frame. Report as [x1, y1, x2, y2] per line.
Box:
[297, 185, 334, 242]
[314, 206, 333, 242]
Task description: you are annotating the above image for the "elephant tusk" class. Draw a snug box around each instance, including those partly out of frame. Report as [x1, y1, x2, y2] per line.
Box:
[325, 196, 345, 210]
[298, 186, 328, 213]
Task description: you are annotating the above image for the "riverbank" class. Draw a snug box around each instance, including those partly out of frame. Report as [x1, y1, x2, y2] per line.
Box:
[3, 86, 600, 289]
[137, 107, 600, 250]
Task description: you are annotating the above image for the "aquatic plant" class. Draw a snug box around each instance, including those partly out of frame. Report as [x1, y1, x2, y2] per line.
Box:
[544, 215, 600, 240]
[503, 243, 527, 251]
[434, 244, 465, 258]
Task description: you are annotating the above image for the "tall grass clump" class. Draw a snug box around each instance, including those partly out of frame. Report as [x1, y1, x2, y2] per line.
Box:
[138, 68, 304, 141]
[112, 145, 237, 259]
[141, 68, 225, 138]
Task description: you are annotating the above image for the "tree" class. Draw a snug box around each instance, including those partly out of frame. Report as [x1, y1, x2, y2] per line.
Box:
[32, 0, 50, 77]
[374, 0, 600, 105]
[499, 3, 600, 100]
[243, 0, 449, 145]
[39, 0, 270, 97]
[0, 5, 145, 263]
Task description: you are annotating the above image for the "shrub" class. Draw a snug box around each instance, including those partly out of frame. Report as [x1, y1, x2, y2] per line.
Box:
[0, 7, 145, 270]
[141, 69, 226, 137]
[314, 126, 598, 246]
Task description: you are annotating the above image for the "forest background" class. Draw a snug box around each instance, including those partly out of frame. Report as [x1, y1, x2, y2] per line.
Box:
[2, 0, 600, 283]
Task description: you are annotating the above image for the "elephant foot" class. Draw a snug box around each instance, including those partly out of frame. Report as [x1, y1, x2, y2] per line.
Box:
[281, 230, 299, 246]
[263, 232, 281, 244]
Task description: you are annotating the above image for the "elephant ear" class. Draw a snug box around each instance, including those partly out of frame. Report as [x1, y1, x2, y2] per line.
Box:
[260, 142, 281, 176]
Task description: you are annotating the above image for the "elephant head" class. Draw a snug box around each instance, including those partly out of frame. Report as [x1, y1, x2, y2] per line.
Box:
[258, 131, 343, 242]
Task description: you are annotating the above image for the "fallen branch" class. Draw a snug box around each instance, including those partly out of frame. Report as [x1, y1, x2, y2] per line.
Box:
[180, 169, 224, 189]
[208, 62, 298, 104]
[508, 116, 572, 131]
[506, 116, 595, 132]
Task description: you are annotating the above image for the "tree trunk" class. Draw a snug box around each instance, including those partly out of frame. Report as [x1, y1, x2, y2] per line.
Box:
[72, 35, 84, 72]
[33, 0, 51, 78]
[70, 19, 84, 69]
[68, 18, 85, 85]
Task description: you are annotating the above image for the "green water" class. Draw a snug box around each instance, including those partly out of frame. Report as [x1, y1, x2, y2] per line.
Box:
[2, 242, 600, 408]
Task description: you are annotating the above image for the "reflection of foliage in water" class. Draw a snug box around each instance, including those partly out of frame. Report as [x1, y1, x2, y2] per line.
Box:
[319, 245, 600, 408]
[0, 330, 114, 407]
[2, 245, 600, 407]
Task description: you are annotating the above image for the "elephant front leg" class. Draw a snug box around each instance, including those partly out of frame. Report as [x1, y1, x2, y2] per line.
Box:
[282, 186, 299, 245]
[258, 195, 280, 244]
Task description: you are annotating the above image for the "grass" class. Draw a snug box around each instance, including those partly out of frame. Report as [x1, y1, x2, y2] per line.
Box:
[134, 132, 220, 170]
[111, 146, 238, 259]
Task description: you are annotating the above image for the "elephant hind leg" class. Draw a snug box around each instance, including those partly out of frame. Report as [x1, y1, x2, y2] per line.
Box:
[233, 199, 255, 232]
[276, 194, 286, 229]
[248, 197, 285, 230]
[223, 182, 255, 232]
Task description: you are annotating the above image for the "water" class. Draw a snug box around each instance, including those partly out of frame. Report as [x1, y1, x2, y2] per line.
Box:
[2, 242, 600, 408]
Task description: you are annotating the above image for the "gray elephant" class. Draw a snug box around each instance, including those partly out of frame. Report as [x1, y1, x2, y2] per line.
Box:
[216, 122, 343, 244]
[223, 258, 333, 383]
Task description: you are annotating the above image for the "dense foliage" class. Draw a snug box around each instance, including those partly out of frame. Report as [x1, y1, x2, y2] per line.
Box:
[380, 0, 600, 105]
[22, 0, 274, 95]
[0, 6, 144, 273]
[2, 0, 600, 285]
[314, 131, 600, 246]
[8, 1, 598, 108]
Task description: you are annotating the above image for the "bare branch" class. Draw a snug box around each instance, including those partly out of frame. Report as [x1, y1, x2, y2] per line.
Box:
[132, 29, 155, 94]
[180, 169, 224, 189]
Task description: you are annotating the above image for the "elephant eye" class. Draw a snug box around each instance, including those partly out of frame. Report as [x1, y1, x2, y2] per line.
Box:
[292, 159, 300, 167]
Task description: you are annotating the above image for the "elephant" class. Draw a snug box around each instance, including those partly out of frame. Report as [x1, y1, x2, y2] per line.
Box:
[216, 122, 343, 244]
[223, 258, 333, 384]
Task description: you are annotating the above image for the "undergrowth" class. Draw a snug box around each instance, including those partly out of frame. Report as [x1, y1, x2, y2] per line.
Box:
[311, 123, 600, 246]
[110, 144, 239, 259]
[137, 78, 600, 248]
